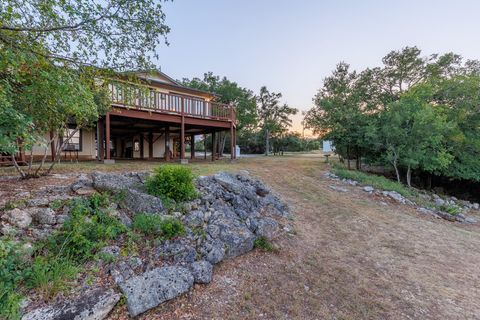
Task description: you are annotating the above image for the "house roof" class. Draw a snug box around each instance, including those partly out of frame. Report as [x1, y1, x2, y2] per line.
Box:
[124, 69, 218, 99]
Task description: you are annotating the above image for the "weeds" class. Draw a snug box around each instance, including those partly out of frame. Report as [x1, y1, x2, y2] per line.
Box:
[254, 236, 275, 252]
[132, 214, 185, 239]
[27, 257, 78, 300]
[332, 165, 417, 199]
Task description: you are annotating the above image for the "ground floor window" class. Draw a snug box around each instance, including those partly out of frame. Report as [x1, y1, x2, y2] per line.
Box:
[63, 128, 82, 151]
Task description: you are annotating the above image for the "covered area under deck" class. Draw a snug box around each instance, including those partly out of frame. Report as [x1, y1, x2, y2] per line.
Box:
[96, 107, 237, 163]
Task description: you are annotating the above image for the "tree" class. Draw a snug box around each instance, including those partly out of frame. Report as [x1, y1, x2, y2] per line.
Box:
[0, 0, 171, 177]
[0, 0, 170, 69]
[256, 86, 297, 156]
[181, 72, 257, 155]
[377, 92, 453, 186]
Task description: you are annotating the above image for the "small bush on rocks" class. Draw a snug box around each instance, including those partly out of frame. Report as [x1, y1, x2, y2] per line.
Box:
[254, 236, 274, 252]
[0, 239, 30, 319]
[42, 194, 127, 263]
[145, 165, 197, 202]
[132, 214, 185, 239]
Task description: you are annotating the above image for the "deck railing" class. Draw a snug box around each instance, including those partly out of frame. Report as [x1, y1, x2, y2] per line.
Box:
[108, 81, 235, 122]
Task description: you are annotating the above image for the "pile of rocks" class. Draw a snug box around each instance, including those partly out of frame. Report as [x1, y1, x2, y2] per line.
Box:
[324, 171, 478, 224]
[15, 170, 291, 319]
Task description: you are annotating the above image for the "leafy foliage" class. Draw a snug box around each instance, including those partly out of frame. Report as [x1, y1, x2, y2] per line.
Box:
[42, 194, 127, 262]
[257, 86, 298, 155]
[0, 239, 29, 319]
[145, 165, 197, 202]
[305, 46, 480, 186]
[132, 214, 185, 239]
[0, 0, 170, 69]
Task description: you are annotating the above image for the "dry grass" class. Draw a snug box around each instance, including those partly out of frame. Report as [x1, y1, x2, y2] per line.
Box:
[3, 153, 480, 319]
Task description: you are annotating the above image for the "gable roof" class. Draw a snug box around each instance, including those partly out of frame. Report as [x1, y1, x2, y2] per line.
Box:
[127, 69, 217, 99]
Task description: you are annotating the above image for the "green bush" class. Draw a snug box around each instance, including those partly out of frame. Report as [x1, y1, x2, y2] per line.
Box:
[132, 214, 185, 239]
[0, 239, 30, 319]
[254, 236, 274, 252]
[332, 165, 417, 199]
[145, 165, 197, 202]
[43, 195, 127, 262]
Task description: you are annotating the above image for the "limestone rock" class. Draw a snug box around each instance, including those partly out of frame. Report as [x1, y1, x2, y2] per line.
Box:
[22, 288, 119, 320]
[190, 260, 213, 284]
[122, 189, 163, 214]
[31, 208, 56, 225]
[118, 266, 194, 317]
[3, 208, 32, 229]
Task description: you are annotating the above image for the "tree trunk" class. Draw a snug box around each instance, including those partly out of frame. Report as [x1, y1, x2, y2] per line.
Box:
[265, 129, 269, 156]
[11, 154, 26, 178]
[406, 165, 412, 187]
[393, 161, 400, 183]
[347, 145, 351, 170]
[46, 127, 79, 175]
[426, 173, 432, 190]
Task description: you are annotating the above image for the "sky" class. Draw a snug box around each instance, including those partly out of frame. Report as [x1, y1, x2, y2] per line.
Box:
[155, 0, 480, 135]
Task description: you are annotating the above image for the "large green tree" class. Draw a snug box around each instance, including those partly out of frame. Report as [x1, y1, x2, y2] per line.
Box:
[256, 86, 297, 156]
[0, 0, 171, 177]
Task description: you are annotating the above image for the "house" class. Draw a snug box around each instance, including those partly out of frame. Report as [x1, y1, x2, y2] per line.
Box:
[28, 70, 237, 163]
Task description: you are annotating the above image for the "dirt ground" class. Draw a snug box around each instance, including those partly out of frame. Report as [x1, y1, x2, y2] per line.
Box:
[2, 153, 480, 319]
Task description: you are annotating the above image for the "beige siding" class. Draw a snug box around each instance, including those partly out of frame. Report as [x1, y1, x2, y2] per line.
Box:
[32, 129, 96, 160]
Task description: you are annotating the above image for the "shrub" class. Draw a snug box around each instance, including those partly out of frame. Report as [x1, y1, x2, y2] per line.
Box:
[254, 236, 274, 252]
[0, 239, 30, 319]
[27, 257, 78, 300]
[43, 194, 127, 262]
[132, 214, 185, 239]
[145, 165, 197, 202]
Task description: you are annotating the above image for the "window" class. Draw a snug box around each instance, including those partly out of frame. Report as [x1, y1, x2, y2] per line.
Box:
[63, 128, 82, 151]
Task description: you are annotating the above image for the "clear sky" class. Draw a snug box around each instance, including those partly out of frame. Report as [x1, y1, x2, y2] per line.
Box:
[155, 0, 480, 135]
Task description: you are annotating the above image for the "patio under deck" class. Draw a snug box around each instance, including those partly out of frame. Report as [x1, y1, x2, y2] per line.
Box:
[97, 107, 237, 163]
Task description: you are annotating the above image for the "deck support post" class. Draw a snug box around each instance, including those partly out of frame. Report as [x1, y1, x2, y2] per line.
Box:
[105, 112, 111, 160]
[204, 134, 207, 160]
[191, 134, 195, 160]
[233, 128, 237, 159]
[230, 124, 234, 160]
[139, 133, 144, 159]
[98, 119, 104, 161]
[211, 131, 216, 162]
[165, 127, 170, 161]
[148, 132, 153, 160]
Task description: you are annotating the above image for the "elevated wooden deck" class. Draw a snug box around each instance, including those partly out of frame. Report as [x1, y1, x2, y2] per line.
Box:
[108, 81, 236, 126]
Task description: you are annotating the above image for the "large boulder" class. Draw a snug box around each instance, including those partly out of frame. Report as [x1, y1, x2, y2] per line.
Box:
[22, 288, 120, 320]
[3, 208, 32, 229]
[118, 266, 194, 317]
[91, 172, 142, 192]
[122, 189, 163, 214]
[208, 210, 255, 259]
[91, 172, 163, 214]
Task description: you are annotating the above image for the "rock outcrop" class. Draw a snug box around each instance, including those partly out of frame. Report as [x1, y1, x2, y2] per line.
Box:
[22, 288, 120, 320]
[118, 266, 194, 317]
